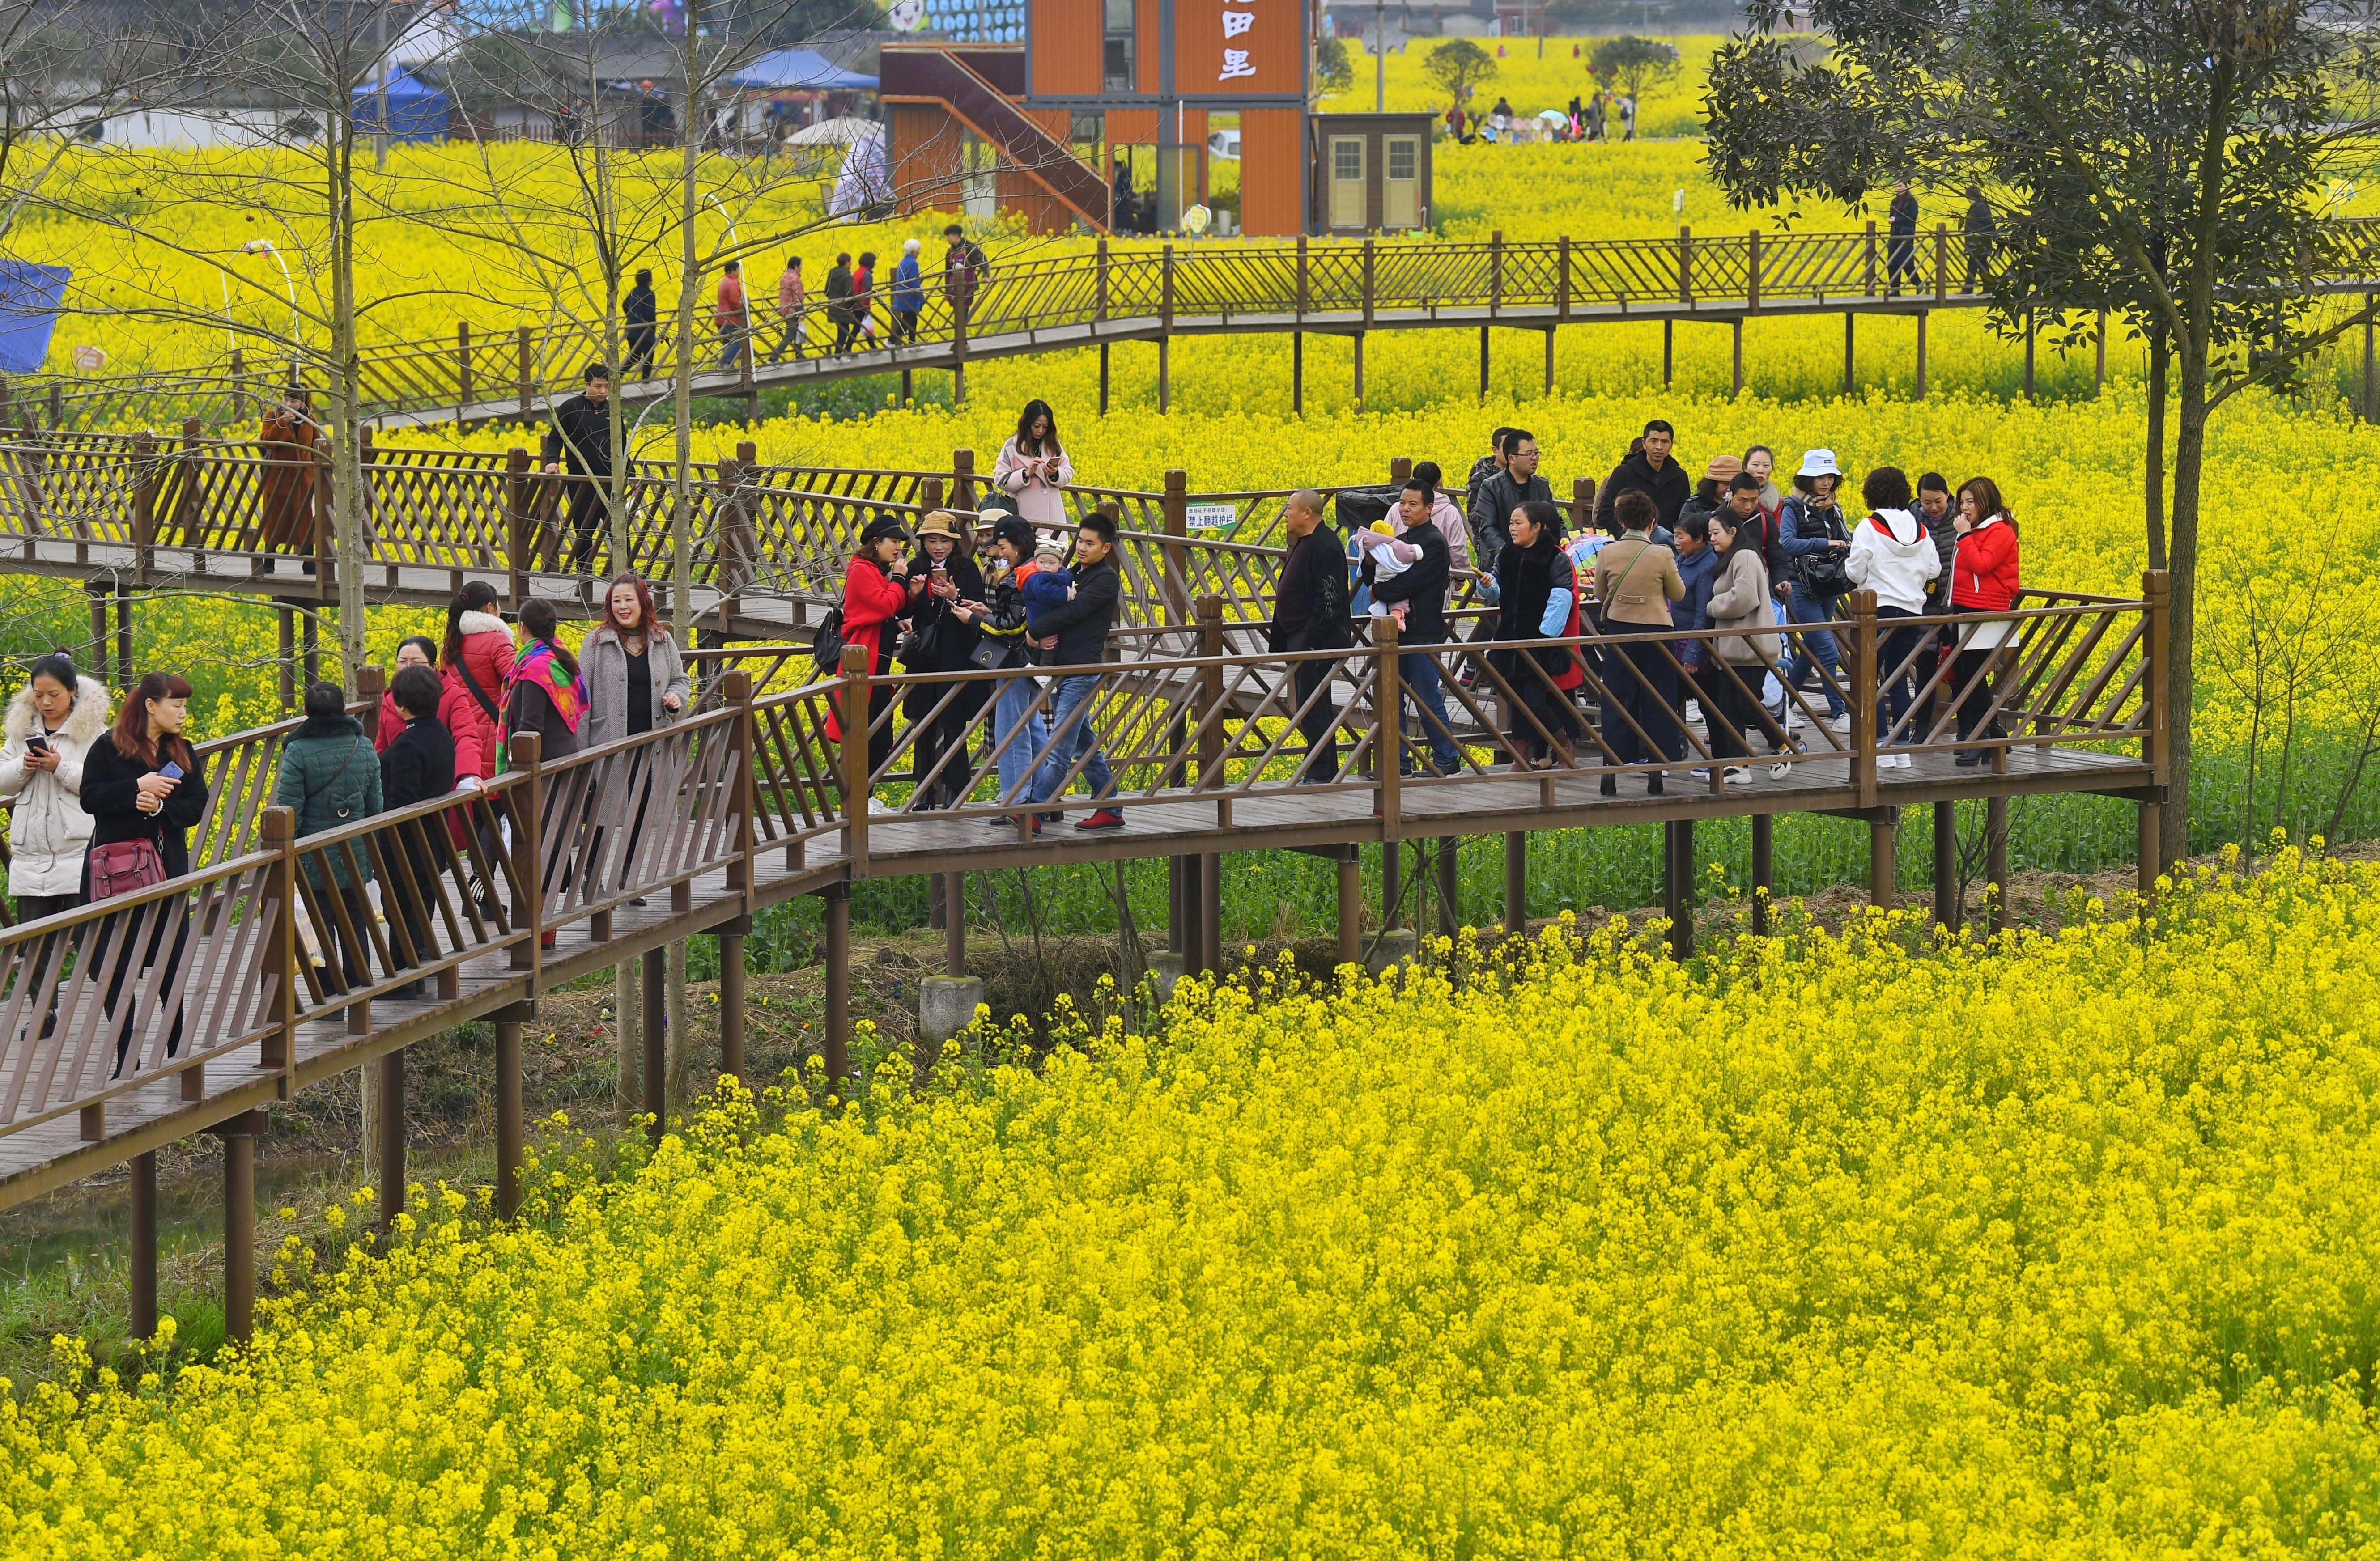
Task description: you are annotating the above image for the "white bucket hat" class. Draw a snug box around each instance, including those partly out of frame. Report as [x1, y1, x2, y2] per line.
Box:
[1796, 448, 1841, 479]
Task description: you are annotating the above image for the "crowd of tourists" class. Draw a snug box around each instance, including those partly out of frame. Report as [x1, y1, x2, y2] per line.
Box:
[819, 398, 2023, 827]
[0, 568, 698, 1055]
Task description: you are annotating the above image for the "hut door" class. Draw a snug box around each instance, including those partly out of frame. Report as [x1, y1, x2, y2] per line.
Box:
[1328, 136, 1366, 230]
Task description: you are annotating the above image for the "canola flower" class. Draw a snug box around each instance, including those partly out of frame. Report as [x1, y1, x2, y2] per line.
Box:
[4, 848, 2380, 1555]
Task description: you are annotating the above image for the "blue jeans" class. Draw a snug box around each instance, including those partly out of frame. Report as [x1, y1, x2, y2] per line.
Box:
[1780, 590, 1846, 717]
[1029, 674, 1113, 805]
[991, 672, 1046, 806]
[1401, 650, 1462, 774]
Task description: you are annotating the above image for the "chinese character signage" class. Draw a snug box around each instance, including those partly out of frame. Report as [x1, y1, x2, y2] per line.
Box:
[1175, 0, 1299, 94]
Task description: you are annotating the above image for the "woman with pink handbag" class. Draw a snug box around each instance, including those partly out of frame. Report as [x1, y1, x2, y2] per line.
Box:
[80, 672, 210, 1073]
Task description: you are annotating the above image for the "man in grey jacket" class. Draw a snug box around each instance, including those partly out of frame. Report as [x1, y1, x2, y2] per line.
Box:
[1465, 428, 1550, 575]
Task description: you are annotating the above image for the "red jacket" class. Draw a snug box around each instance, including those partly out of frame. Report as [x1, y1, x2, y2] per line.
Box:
[442, 612, 517, 780]
[1949, 514, 2019, 613]
[824, 556, 914, 743]
[715, 272, 746, 329]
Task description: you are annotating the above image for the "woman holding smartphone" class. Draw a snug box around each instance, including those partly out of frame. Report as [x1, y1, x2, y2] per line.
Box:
[0, 652, 110, 923]
[992, 399, 1073, 529]
[899, 512, 986, 808]
[81, 672, 210, 1069]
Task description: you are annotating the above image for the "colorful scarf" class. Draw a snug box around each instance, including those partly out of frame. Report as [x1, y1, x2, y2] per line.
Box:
[507, 640, 586, 735]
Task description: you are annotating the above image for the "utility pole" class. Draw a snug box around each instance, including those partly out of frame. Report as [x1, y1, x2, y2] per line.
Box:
[1373, 0, 1384, 111]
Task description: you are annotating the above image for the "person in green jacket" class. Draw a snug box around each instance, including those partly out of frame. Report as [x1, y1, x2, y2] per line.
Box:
[275, 679, 383, 999]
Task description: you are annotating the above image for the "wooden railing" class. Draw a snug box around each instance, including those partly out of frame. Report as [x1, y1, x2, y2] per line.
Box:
[11, 220, 2380, 428]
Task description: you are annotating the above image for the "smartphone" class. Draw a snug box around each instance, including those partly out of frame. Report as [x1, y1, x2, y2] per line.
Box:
[23, 736, 47, 755]
[158, 761, 183, 781]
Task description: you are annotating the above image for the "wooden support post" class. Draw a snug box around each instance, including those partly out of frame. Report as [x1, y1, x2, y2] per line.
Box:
[129, 1151, 157, 1341]
[943, 871, 965, 975]
[86, 583, 107, 684]
[1747, 228, 1762, 310]
[1933, 800, 1958, 930]
[1914, 310, 1928, 400]
[1750, 814, 1773, 937]
[1098, 343, 1110, 414]
[952, 286, 969, 407]
[1972, 792, 2005, 935]
[823, 883, 850, 1084]
[2138, 802, 2162, 910]
[515, 325, 534, 416]
[1437, 836, 1459, 940]
[212, 1110, 266, 1345]
[1503, 831, 1526, 939]
[1479, 324, 1490, 404]
[276, 601, 297, 708]
[1662, 319, 1673, 387]
[507, 732, 543, 971]
[1291, 332, 1303, 416]
[1158, 242, 1175, 413]
[1168, 856, 1188, 953]
[1870, 810, 1896, 909]
[2366, 301, 2376, 424]
[1731, 318, 1744, 400]
[1157, 335, 1169, 413]
[641, 944, 665, 1141]
[1843, 312, 1855, 397]
[115, 582, 132, 686]
[496, 1013, 523, 1216]
[1674, 820, 1697, 959]
[839, 644, 871, 870]
[1850, 590, 1879, 807]
[1490, 227, 1504, 316]
[1543, 327, 1555, 395]
[900, 367, 912, 407]
[719, 929, 747, 1086]
[1198, 852, 1222, 978]
[1864, 219, 1878, 295]
[1934, 222, 1947, 302]
[1335, 849, 1360, 967]
[1677, 224, 1693, 305]
[377, 1048, 403, 1224]
[1381, 839, 1402, 932]
[1353, 332, 1366, 408]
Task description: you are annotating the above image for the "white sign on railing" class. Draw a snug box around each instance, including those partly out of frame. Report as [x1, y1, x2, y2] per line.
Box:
[1184, 503, 1238, 530]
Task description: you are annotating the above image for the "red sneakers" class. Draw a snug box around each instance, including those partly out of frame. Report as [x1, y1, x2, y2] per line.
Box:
[1074, 809, 1126, 831]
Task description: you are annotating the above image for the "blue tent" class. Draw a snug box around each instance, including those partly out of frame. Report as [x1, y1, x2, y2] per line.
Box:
[0, 262, 69, 374]
[723, 49, 879, 92]
[351, 66, 450, 142]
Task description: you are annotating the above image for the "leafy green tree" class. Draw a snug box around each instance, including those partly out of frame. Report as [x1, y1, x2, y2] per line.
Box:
[1589, 35, 1679, 105]
[1312, 35, 1354, 99]
[1424, 38, 1496, 110]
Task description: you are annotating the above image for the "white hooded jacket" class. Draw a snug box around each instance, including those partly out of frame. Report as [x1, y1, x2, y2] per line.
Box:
[0, 674, 111, 897]
[1846, 507, 1942, 615]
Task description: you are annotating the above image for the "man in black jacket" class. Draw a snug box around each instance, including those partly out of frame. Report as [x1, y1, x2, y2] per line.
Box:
[1026, 512, 1125, 827]
[1886, 179, 1920, 296]
[1466, 427, 1549, 575]
[623, 269, 658, 380]
[1596, 419, 1690, 535]
[1962, 186, 1995, 293]
[541, 363, 613, 576]
[1268, 489, 1349, 780]
[1373, 480, 1463, 775]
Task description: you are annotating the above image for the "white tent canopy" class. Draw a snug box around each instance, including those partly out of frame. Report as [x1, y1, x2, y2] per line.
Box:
[790, 115, 883, 147]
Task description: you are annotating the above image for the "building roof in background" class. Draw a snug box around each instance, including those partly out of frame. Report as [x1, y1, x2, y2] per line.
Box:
[724, 47, 879, 91]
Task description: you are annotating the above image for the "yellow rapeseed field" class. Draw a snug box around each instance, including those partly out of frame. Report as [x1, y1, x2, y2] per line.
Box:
[5, 848, 2379, 1554]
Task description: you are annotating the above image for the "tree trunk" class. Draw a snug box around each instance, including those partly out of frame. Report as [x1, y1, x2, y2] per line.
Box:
[2144, 333, 2168, 571]
[2164, 340, 2209, 868]
[329, 77, 376, 1176]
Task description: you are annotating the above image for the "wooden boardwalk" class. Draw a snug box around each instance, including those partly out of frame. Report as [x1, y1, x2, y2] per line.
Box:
[0, 575, 2169, 1300]
[15, 220, 2380, 432]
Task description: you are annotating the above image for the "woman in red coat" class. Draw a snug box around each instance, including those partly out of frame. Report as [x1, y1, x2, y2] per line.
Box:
[1948, 475, 2020, 766]
[439, 581, 516, 784]
[828, 516, 923, 799]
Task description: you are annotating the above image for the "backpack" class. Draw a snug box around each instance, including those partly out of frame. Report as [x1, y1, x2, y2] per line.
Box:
[812, 604, 846, 673]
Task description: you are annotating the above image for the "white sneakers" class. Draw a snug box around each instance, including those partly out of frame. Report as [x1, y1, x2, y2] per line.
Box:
[1879, 752, 1912, 769]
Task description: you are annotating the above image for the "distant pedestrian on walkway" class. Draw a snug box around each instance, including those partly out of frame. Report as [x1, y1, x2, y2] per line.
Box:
[374, 635, 438, 753]
[504, 599, 585, 766]
[623, 269, 658, 379]
[82, 671, 208, 1070]
[541, 363, 615, 577]
[853, 250, 879, 350]
[951, 516, 1046, 818]
[826, 252, 857, 355]
[439, 582, 513, 788]
[1027, 512, 1124, 829]
[770, 256, 806, 362]
[1886, 180, 1920, 296]
[1270, 489, 1351, 781]
[891, 238, 924, 344]
[1492, 500, 1588, 774]
[1963, 186, 1995, 293]
[1468, 426, 1549, 574]
[714, 259, 748, 371]
[1598, 419, 1689, 536]
[944, 223, 989, 321]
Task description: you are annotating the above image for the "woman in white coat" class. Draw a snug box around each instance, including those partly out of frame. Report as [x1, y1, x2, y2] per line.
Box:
[0, 653, 110, 921]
